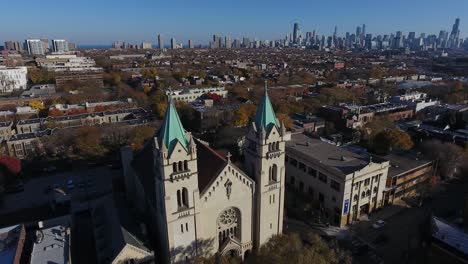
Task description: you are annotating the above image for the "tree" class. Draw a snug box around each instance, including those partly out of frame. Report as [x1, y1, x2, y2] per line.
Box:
[151, 90, 168, 119]
[233, 104, 256, 127]
[142, 68, 158, 79]
[252, 232, 351, 264]
[29, 99, 45, 110]
[420, 140, 468, 179]
[74, 126, 108, 158]
[127, 126, 156, 150]
[277, 113, 293, 130]
[371, 129, 413, 154]
[28, 67, 55, 84]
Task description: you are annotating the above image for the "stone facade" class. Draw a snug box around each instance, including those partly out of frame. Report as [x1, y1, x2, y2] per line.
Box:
[122, 89, 289, 263]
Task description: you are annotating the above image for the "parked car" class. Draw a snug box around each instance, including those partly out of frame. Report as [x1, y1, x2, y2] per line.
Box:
[372, 220, 386, 229]
[67, 180, 75, 190]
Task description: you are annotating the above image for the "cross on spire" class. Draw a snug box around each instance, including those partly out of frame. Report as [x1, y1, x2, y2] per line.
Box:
[226, 152, 232, 162]
[167, 87, 173, 103]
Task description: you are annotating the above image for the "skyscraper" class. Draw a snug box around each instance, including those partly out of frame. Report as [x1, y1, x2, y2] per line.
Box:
[449, 18, 461, 48]
[141, 42, 152, 49]
[25, 39, 44, 55]
[225, 36, 231, 49]
[40, 38, 49, 53]
[188, 39, 194, 49]
[170, 37, 176, 49]
[362, 24, 366, 38]
[158, 34, 164, 49]
[293, 23, 300, 44]
[52, 39, 69, 53]
[4, 41, 22, 52]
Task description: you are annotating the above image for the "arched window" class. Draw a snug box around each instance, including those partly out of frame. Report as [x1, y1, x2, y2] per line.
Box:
[271, 164, 278, 182]
[183, 160, 188, 171]
[268, 143, 272, 151]
[276, 142, 280, 151]
[178, 161, 183, 172]
[173, 162, 178, 173]
[177, 190, 182, 208]
[182, 187, 189, 207]
[361, 191, 366, 198]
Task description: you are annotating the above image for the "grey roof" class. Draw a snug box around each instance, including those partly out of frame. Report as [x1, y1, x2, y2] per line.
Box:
[432, 216, 468, 256]
[31, 219, 70, 264]
[0, 225, 22, 264]
[287, 133, 380, 175]
[92, 195, 151, 263]
[379, 152, 432, 178]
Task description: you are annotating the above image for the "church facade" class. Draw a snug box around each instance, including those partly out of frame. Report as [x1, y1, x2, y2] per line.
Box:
[121, 88, 290, 263]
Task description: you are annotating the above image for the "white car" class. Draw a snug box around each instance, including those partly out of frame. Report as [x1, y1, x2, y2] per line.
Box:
[372, 220, 385, 229]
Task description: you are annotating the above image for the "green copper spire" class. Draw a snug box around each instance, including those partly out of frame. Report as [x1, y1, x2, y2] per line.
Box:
[158, 98, 189, 153]
[254, 81, 279, 132]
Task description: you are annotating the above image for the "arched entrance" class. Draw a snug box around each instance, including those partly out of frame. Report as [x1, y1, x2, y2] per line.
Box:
[217, 207, 241, 253]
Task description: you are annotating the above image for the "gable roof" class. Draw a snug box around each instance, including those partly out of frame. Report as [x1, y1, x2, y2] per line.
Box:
[157, 100, 189, 153]
[194, 138, 227, 193]
[254, 86, 278, 132]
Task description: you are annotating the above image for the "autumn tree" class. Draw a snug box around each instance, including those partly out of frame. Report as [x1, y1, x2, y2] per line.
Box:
[371, 129, 414, 155]
[142, 68, 158, 79]
[28, 67, 55, 84]
[233, 104, 256, 127]
[151, 90, 168, 119]
[74, 126, 108, 158]
[277, 113, 293, 130]
[29, 99, 45, 110]
[252, 232, 351, 264]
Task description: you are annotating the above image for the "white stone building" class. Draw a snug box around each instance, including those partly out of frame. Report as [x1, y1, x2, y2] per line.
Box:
[122, 87, 289, 263]
[285, 134, 390, 227]
[0, 66, 28, 93]
[166, 87, 228, 103]
[390, 92, 439, 112]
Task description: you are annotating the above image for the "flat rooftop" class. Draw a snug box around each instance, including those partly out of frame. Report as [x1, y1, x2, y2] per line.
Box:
[31, 217, 70, 264]
[379, 152, 432, 177]
[287, 133, 382, 175]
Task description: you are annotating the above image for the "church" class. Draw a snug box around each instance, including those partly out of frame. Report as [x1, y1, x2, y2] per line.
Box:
[121, 86, 290, 263]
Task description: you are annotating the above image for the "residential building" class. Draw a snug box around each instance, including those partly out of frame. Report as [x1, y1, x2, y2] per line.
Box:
[390, 92, 439, 112]
[0, 121, 13, 141]
[285, 133, 390, 227]
[30, 216, 71, 264]
[167, 86, 228, 102]
[4, 41, 22, 52]
[429, 216, 468, 263]
[0, 224, 26, 264]
[382, 152, 435, 205]
[121, 87, 289, 262]
[52, 39, 69, 53]
[0, 66, 28, 93]
[36, 54, 98, 71]
[25, 39, 44, 55]
[54, 69, 104, 89]
[21, 84, 57, 98]
[158, 34, 164, 49]
[141, 42, 152, 49]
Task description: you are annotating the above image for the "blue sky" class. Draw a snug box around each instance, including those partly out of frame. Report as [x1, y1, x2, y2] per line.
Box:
[1, 0, 467, 45]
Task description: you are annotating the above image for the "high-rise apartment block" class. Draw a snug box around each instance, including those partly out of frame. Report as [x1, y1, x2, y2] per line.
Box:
[52, 39, 69, 53]
[25, 39, 45, 55]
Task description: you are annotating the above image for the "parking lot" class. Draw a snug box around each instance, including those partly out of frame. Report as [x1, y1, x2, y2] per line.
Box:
[0, 166, 113, 216]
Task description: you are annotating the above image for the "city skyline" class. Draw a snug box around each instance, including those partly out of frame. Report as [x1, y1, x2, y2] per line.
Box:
[1, 0, 468, 45]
